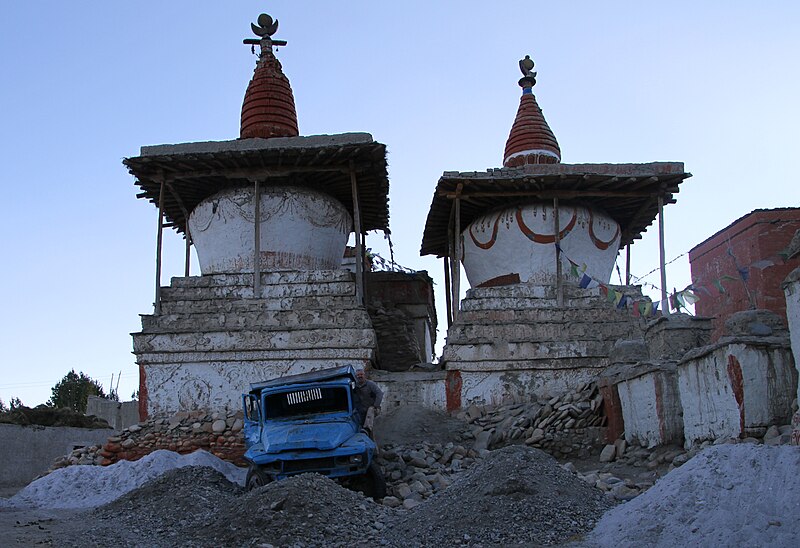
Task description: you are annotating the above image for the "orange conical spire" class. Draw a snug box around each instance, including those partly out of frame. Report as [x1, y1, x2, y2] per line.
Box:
[503, 55, 560, 167]
[240, 14, 299, 139]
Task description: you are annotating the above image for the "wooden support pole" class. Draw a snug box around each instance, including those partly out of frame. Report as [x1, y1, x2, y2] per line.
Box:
[253, 180, 261, 298]
[658, 194, 670, 315]
[349, 161, 364, 305]
[164, 182, 192, 278]
[184, 234, 191, 278]
[554, 197, 563, 307]
[443, 256, 452, 328]
[625, 244, 631, 285]
[452, 185, 463, 321]
[154, 176, 165, 314]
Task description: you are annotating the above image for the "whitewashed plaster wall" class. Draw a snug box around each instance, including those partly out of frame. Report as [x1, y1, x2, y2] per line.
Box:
[188, 186, 352, 274]
[461, 203, 619, 288]
[677, 343, 796, 448]
[616, 371, 683, 448]
[372, 371, 447, 411]
[456, 368, 599, 407]
[144, 359, 372, 416]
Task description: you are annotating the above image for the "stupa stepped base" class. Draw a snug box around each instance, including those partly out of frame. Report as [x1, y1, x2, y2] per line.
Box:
[134, 270, 377, 417]
[442, 282, 647, 408]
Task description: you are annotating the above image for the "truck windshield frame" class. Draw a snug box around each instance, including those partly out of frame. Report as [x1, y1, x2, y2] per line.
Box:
[263, 385, 350, 420]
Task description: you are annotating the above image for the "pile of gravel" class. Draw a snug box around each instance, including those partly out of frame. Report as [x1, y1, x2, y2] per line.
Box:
[189, 473, 394, 547]
[87, 467, 243, 547]
[584, 444, 800, 546]
[385, 445, 616, 546]
[5, 449, 245, 509]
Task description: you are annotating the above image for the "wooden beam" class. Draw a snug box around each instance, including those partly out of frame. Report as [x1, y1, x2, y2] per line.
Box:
[625, 245, 631, 285]
[452, 183, 463, 321]
[154, 175, 166, 314]
[658, 194, 669, 316]
[443, 256, 452, 328]
[157, 164, 356, 181]
[349, 161, 364, 305]
[165, 182, 193, 277]
[438, 189, 659, 200]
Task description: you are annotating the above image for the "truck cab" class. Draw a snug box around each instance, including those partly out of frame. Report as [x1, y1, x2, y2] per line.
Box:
[242, 365, 385, 498]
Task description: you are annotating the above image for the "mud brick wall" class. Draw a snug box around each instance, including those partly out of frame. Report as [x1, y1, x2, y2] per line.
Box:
[690, 208, 800, 341]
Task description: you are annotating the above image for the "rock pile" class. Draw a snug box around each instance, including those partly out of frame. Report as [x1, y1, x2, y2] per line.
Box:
[98, 409, 246, 466]
[50, 444, 104, 470]
[377, 442, 482, 508]
[87, 468, 394, 547]
[79, 446, 617, 547]
[384, 445, 616, 546]
[88, 466, 245, 547]
[461, 381, 607, 459]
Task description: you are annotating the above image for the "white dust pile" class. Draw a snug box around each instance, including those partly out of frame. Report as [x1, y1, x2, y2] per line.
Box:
[586, 444, 800, 546]
[3, 449, 246, 509]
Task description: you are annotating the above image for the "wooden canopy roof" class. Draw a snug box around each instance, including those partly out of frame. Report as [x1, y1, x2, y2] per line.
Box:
[124, 133, 389, 236]
[420, 162, 691, 257]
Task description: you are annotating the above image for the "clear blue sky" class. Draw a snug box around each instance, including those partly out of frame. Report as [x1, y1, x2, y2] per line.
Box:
[2, 1, 798, 406]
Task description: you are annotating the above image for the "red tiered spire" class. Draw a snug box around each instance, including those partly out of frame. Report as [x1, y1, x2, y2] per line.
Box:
[240, 14, 299, 139]
[503, 55, 560, 167]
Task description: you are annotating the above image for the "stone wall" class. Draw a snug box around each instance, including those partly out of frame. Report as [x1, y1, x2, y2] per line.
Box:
[134, 269, 377, 417]
[442, 281, 648, 408]
[0, 423, 114, 487]
[99, 409, 246, 467]
[678, 338, 796, 447]
[372, 370, 447, 411]
[86, 396, 140, 430]
[461, 381, 607, 460]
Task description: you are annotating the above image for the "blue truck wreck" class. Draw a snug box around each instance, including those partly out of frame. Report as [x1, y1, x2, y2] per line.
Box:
[242, 365, 386, 498]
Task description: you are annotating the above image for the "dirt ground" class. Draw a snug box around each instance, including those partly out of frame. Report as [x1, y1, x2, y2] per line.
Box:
[0, 405, 667, 547]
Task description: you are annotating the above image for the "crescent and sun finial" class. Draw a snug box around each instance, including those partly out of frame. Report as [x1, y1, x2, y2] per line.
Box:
[518, 55, 537, 88]
[244, 13, 287, 51]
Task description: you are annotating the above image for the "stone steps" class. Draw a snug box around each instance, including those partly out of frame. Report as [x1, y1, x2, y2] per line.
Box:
[158, 295, 361, 314]
[442, 339, 613, 362]
[445, 357, 608, 371]
[133, 327, 376, 354]
[141, 308, 372, 332]
[160, 280, 355, 301]
[446, 320, 638, 344]
[135, 348, 376, 365]
[168, 270, 354, 288]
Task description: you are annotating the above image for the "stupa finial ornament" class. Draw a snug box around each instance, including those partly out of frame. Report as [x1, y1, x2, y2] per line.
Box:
[244, 13, 287, 56]
[518, 55, 537, 89]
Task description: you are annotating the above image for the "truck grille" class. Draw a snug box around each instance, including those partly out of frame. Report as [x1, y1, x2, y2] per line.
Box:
[283, 457, 337, 474]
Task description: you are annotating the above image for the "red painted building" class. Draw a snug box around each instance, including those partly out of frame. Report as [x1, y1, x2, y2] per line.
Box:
[689, 208, 800, 341]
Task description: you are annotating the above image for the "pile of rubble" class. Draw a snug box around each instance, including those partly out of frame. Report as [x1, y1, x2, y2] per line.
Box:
[79, 445, 614, 547]
[460, 381, 606, 459]
[384, 445, 615, 546]
[50, 444, 104, 470]
[377, 442, 482, 508]
[98, 409, 246, 466]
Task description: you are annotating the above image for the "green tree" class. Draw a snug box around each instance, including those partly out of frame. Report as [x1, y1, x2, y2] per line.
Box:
[0, 397, 24, 412]
[47, 369, 108, 414]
